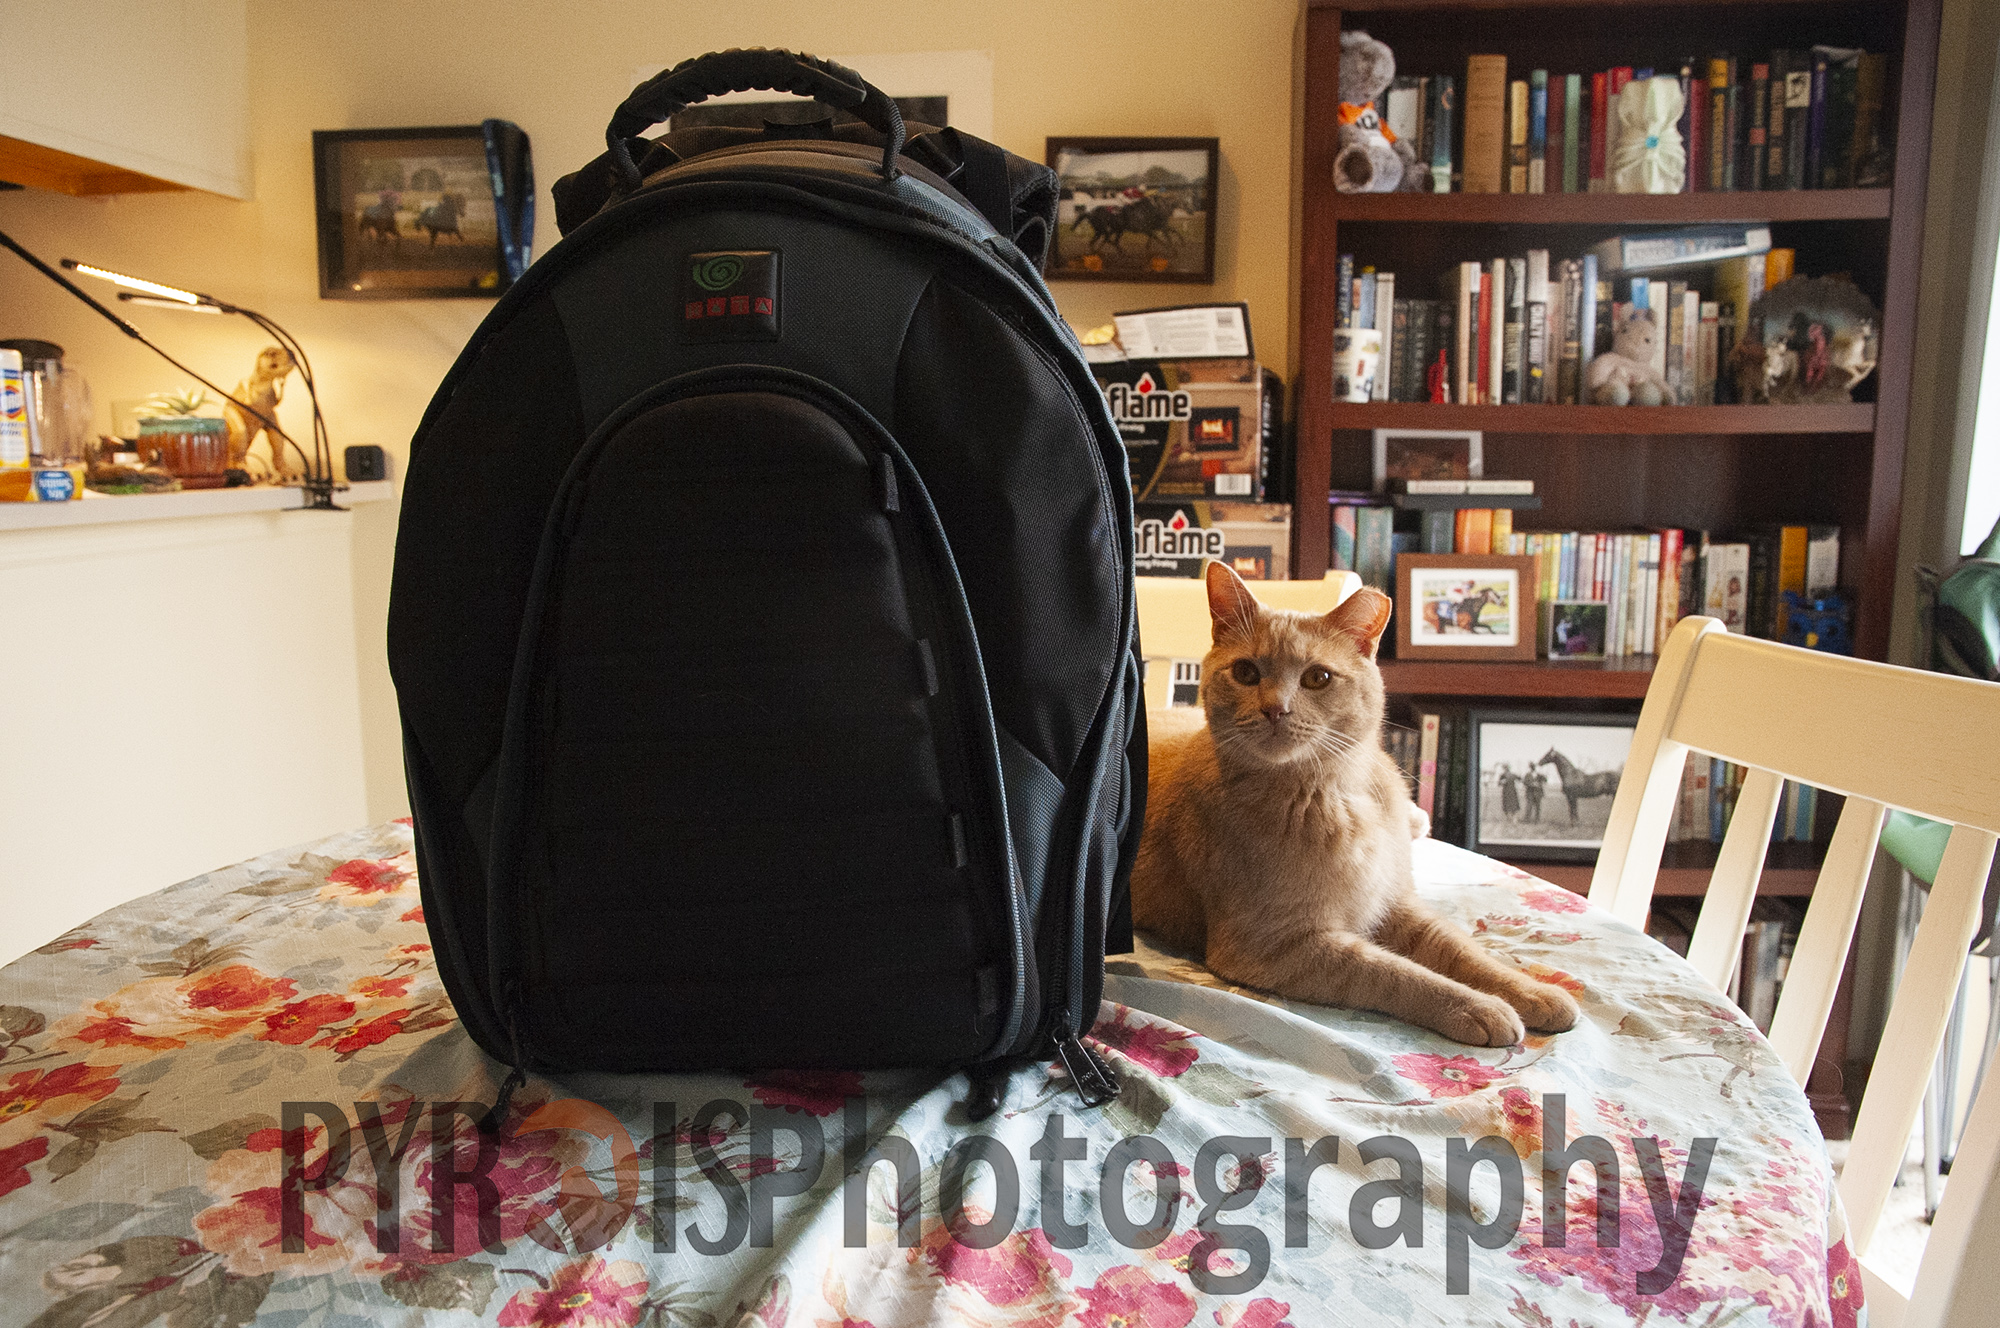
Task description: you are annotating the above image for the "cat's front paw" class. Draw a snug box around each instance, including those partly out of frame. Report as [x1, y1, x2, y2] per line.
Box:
[1407, 804, 1431, 840]
[1513, 984, 1581, 1034]
[1435, 993, 1525, 1048]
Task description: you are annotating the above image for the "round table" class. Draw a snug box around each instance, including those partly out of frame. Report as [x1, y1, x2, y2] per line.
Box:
[0, 821, 1859, 1326]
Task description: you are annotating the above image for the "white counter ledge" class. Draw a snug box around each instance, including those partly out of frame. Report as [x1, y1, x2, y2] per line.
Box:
[0, 478, 394, 530]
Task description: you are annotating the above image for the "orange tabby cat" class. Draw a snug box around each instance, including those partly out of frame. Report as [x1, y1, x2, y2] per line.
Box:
[1131, 562, 1579, 1047]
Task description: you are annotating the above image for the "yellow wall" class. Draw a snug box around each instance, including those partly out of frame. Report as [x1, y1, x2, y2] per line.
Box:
[0, 0, 1300, 826]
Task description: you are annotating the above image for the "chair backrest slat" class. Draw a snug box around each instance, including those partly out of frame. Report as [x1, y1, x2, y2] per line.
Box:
[1591, 615, 2000, 1307]
[1667, 636, 2000, 834]
[1684, 766, 1784, 990]
[1837, 825, 1998, 1253]
[1765, 797, 1885, 1082]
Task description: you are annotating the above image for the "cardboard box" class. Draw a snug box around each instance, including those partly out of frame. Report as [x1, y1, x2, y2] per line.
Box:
[1092, 357, 1281, 501]
[1134, 500, 1291, 580]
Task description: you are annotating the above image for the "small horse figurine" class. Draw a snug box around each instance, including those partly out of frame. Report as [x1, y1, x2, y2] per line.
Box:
[418, 192, 466, 245]
[1536, 747, 1621, 824]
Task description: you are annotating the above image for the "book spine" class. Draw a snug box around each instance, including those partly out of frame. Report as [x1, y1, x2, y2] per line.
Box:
[1683, 59, 1704, 194]
[1487, 257, 1506, 403]
[1768, 52, 1791, 186]
[1416, 713, 1440, 817]
[1357, 270, 1377, 330]
[1647, 279, 1669, 382]
[1698, 301, 1719, 405]
[1420, 508, 1454, 553]
[1450, 710, 1472, 846]
[1708, 58, 1729, 191]
[1431, 75, 1457, 193]
[1465, 56, 1508, 194]
[1808, 49, 1832, 187]
[1508, 79, 1530, 193]
[1722, 57, 1741, 191]
[1644, 533, 1663, 654]
[1407, 300, 1436, 405]
[1455, 264, 1475, 404]
[1477, 265, 1496, 403]
[1331, 503, 1358, 572]
[1785, 55, 1812, 189]
[1665, 280, 1687, 404]
[1525, 249, 1550, 403]
[1659, 527, 1684, 640]
[1373, 273, 1396, 401]
[1415, 76, 1435, 174]
[1562, 74, 1582, 192]
[1504, 256, 1526, 404]
[1589, 72, 1610, 191]
[1433, 301, 1455, 403]
[1389, 299, 1412, 404]
[1336, 253, 1354, 329]
[1823, 52, 1859, 188]
[1748, 62, 1770, 190]
[1528, 71, 1548, 193]
[1578, 253, 1599, 379]
[1557, 260, 1583, 404]
[1852, 54, 1888, 187]
[1747, 532, 1777, 638]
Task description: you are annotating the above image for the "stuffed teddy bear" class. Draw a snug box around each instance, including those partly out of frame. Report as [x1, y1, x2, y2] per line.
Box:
[1587, 309, 1672, 405]
[1334, 30, 1424, 193]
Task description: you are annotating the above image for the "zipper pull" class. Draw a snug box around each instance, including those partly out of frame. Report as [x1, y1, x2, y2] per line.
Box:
[1051, 1011, 1120, 1107]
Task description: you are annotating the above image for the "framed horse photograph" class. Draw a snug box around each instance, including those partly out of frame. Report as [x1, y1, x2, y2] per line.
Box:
[1394, 553, 1538, 661]
[1045, 136, 1218, 283]
[1467, 710, 1638, 861]
[312, 124, 531, 300]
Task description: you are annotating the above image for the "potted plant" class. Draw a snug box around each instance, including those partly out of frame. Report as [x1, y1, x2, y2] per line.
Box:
[135, 389, 230, 490]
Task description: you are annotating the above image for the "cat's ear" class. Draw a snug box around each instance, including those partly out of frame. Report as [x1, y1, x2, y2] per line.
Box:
[1323, 586, 1393, 659]
[1205, 559, 1262, 644]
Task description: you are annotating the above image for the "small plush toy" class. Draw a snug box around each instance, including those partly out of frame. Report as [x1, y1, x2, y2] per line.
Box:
[1334, 30, 1423, 193]
[1587, 309, 1672, 405]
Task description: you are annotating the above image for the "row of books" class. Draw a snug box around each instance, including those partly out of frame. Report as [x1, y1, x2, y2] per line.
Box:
[1381, 47, 1890, 195]
[1337, 243, 1784, 405]
[1333, 510, 1842, 652]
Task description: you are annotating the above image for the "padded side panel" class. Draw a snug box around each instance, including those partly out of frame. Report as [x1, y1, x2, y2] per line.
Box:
[391, 293, 586, 1036]
[526, 389, 1002, 1070]
[895, 280, 1122, 782]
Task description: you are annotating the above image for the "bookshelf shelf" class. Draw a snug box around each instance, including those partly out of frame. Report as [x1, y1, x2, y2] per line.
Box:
[1327, 188, 1893, 225]
[1327, 402, 1876, 434]
[1381, 654, 1655, 698]
[1518, 863, 1817, 897]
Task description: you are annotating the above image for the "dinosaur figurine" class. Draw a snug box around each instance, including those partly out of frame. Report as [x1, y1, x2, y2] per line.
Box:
[222, 345, 299, 483]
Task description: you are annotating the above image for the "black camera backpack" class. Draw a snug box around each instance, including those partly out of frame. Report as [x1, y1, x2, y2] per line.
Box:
[388, 50, 1140, 1119]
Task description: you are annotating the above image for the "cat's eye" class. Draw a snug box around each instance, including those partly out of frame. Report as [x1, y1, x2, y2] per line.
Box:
[1301, 665, 1333, 690]
[1229, 659, 1261, 686]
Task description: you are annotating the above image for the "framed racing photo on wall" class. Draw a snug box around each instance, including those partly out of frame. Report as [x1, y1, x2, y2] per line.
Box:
[1046, 136, 1218, 283]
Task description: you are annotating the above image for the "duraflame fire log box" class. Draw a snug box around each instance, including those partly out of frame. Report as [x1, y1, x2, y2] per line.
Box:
[1133, 500, 1292, 579]
[1091, 356, 1282, 502]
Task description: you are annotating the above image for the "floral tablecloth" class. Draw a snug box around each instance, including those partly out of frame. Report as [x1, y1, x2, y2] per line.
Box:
[0, 820, 1861, 1326]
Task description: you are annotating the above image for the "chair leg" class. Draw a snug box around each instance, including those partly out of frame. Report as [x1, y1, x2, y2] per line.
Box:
[1924, 1071, 1943, 1221]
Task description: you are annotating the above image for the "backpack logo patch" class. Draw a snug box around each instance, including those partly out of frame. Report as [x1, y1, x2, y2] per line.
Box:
[682, 250, 780, 341]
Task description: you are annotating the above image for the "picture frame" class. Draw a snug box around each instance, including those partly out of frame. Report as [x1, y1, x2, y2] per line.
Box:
[1395, 553, 1539, 661]
[1371, 429, 1483, 491]
[1543, 600, 1610, 659]
[1468, 709, 1638, 861]
[1046, 136, 1219, 283]
[313, 124, 532, 300]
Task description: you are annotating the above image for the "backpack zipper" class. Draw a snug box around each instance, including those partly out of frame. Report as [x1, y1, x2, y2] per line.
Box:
[1049, 1006, 1119, 1107]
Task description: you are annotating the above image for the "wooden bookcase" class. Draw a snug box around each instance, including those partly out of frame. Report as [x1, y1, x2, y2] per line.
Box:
[1295, 0, 1941, 1130]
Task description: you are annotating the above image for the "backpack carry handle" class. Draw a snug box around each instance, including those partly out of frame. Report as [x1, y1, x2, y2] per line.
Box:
[608, 48, 906, 190]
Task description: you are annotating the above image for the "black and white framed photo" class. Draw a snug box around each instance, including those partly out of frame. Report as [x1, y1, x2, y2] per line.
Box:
[1046, 136, 1218, 283]
[1371, 428, 1483, 491]
[1469, 710, 1637, 861]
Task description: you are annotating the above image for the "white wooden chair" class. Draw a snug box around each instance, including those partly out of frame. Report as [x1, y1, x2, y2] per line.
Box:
[1134, 571, 1360, 711]
[1589, 615, 2000, 1325]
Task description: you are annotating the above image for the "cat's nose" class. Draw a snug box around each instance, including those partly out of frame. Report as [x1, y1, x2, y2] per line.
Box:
[1261, 702, 1289, 725]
